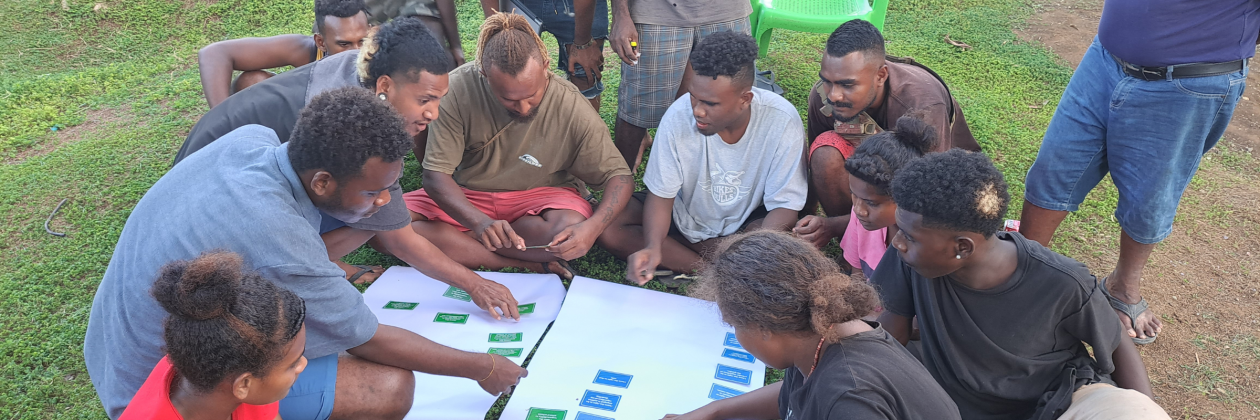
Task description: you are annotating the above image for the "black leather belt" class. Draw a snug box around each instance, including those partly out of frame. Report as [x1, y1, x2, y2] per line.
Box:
[1111, 54, 1244, 81]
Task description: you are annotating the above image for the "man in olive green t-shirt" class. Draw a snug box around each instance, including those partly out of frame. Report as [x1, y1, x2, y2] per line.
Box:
[403, 13, 634, 275]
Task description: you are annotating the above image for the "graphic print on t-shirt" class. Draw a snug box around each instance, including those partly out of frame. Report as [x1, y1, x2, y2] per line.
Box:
[699, 163, 750, 205]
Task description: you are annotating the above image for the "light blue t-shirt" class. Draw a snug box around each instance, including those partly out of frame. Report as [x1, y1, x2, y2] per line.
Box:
[83, 125, 378, 419]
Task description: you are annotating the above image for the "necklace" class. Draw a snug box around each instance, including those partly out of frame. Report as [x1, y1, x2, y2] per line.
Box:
[807, 336, 826, 377]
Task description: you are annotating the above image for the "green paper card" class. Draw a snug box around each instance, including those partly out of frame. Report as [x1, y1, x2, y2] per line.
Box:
[383, 301, 419, 310]
[488, 347, 524, 357]
[517, 302, 536, 314]
[433, 312, 469, 324]
[488, 332, 523, 343]
[525, 408, 567, 420]
[442, 286, 473, 302]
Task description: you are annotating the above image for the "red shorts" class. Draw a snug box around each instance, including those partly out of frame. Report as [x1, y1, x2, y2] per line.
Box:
[809, 131, 856, 160]
[403, 186, 594, 231]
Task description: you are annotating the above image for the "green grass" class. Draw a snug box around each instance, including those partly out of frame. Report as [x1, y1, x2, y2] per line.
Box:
[0, 0, 1177, 417]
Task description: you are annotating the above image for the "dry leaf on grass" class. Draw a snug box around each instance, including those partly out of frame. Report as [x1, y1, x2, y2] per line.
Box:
[944, 34, 972, 51]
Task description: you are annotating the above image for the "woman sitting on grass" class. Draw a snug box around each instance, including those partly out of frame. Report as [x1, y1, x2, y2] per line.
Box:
[119, 251, 308, 420]
[795, 115, 935, 279]
[662, 231, 960, 420]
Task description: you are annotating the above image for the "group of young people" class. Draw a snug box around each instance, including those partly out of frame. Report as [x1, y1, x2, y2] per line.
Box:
[84, 0, 1260, 418]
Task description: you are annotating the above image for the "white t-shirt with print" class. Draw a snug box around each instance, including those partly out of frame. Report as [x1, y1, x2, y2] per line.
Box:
[644, 87, 808, 243]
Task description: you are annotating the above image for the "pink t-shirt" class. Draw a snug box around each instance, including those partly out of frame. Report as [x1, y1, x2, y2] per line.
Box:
[840, 208, 888, 278]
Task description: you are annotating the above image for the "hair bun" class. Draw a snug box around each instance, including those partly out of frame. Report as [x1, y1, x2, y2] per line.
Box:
[892, 115, 937, 155]
[152, 251, 243, 321]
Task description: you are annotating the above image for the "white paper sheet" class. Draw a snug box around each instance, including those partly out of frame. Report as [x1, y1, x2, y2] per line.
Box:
[501, 277, 767, 420]
[363, 267, 568, 420]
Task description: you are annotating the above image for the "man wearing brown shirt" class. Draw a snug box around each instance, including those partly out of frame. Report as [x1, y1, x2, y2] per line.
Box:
[403, 13, 634, 274]
[793, 20, 982, 249]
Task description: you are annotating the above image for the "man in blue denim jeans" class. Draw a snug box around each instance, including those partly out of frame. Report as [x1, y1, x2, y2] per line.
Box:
[481, 0, 608, 110]
[1020, 0, 1258, 345]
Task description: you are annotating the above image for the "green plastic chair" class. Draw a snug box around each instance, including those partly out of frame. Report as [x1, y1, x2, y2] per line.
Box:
[751, 0, 890, 57]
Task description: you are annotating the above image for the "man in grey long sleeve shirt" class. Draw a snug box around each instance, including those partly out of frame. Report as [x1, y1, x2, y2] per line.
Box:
[84, 88, 526, 420]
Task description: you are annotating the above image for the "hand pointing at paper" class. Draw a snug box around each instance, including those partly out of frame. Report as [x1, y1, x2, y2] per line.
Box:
[468, 278, 521, 321]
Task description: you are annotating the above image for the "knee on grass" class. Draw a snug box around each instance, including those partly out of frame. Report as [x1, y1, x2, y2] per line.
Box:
[232, 70, 274, 93]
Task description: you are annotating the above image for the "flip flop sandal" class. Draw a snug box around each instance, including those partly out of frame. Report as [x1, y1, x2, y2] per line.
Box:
[1101, 276, 1158, 345]
[541, 260, 577, 281]
[347, 265, 378, 284]
[659, 273, 699, 292]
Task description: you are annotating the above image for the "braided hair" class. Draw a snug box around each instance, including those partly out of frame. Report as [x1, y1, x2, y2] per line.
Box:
[477, 12, 550, 75]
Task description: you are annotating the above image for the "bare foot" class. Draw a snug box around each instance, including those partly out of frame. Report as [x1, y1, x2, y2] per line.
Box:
[538, 261, 573, 280]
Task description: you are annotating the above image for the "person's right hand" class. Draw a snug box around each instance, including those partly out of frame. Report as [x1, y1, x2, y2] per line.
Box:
[625, 248, 662, 285]
[477, 354, 528, 395]
[609, 14, 639, 65]
[469, 278, 520, 321]
[660, 405, 717, 420]
[793, 215, 835, 249]
[472, 219, 525, 252]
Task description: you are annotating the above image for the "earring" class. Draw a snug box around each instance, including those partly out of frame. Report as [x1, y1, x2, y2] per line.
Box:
[955, 254, 962, 259]
[378, 93, 387, 101]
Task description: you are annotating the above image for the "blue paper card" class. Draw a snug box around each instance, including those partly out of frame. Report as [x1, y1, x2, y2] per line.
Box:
[721, 348, 755, 363]
[708, 383, 746, 400]
[579, 390, 622, 412]
[574, 412, 614, 420]
[592, 370, 633, 388]
[714, 364, 753, 386]
[723, 332, 743, 349]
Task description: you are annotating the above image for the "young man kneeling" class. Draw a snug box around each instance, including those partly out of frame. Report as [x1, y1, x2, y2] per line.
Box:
[874, 149, 1169, 419]
[597, 32, 808, 285]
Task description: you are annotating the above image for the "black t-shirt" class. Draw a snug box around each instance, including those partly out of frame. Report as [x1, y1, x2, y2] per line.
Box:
[777, 323, 961, 420]
[871, 232, 1123, 420]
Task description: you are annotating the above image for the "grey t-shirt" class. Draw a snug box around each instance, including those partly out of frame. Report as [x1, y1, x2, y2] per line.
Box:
[871, 232, 1123, 420]
[629, 0, 752, 27]
[777, 323, 962, 420]
[84, 125, 379, 419]
[643, 87, 807, 243]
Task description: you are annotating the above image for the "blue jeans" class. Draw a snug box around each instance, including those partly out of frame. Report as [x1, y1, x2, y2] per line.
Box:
[1024, 37, 1248, 244]
[515, 0, 609, 98]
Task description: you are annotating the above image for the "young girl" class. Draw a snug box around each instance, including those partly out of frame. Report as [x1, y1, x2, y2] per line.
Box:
[662, 231, 960, 420]
[120, 251, 308, 420]
[796, 115, 935, 279]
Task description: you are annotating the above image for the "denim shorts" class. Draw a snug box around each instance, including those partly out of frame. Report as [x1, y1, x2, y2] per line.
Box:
[278, 354, 339, 420]
[515, 0, 609, 98]
[1024, 37, 1247, 244]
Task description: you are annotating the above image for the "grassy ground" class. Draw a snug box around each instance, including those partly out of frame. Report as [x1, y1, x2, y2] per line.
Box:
[0, 0, 1231, 418]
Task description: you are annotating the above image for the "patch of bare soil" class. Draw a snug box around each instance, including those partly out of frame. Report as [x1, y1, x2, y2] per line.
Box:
[1018, 2, 1260, 417]
[5, 107, 127, 165]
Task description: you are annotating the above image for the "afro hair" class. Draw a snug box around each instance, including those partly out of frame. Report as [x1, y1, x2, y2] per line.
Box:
[891, 149, 1009, 237]
[690, 31, 758, 88]
[287, 86, 413, 180]
[844, 115, 937, 195]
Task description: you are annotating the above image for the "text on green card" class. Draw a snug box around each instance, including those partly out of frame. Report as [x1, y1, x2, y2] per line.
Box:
[433, 312, 470, 324]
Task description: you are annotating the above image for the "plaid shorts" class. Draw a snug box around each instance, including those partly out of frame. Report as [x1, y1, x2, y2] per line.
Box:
[617, 17, 751, 128]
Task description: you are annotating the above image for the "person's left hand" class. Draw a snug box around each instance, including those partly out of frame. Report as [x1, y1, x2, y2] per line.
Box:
[567, 41, 604, 87]
[468, 278, 520, 321]
[546, 222, 600, 261]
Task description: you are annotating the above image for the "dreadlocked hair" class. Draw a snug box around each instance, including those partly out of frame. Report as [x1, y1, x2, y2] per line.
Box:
[151, 251, 306, 393]
[477, 12, 549, 75]
[693, 231, 880, 343]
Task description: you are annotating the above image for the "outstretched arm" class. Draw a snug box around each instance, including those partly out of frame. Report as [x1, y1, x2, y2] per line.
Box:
[661, 382, 782, 420]
[198, 34, 317, 108]
[626, 192, 674, 285]
[348, 324, 527, 395]
[373, 228, 521, 320]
